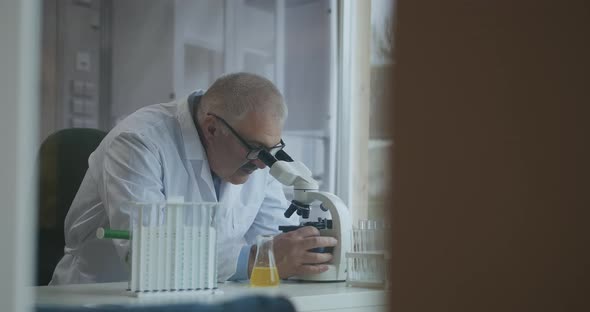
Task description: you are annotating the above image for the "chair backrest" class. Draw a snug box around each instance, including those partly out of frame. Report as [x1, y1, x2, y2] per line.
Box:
[37, 128, 107, 285]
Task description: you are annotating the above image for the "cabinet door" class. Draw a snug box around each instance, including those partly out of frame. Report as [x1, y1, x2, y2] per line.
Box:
[175, 0, 279, 97]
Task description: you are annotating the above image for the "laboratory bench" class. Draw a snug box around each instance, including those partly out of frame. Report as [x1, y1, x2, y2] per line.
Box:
[36, 280, 388, 312]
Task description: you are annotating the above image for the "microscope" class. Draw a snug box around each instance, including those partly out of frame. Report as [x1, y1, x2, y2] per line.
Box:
[258, 149, 352, 282]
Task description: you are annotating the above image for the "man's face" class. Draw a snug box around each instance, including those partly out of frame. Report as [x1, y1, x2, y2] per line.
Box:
[202, 109, 282, 184]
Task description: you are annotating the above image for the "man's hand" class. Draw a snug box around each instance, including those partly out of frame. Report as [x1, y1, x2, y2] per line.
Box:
[249, 226, 338, 279]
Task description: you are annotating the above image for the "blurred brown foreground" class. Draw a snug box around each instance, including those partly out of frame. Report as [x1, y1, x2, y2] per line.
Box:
[390, 0, 590, 311]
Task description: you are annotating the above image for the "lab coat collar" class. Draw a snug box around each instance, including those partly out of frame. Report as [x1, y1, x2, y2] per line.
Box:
[177, 91, 218, 201]
[176, 91, 206, 161]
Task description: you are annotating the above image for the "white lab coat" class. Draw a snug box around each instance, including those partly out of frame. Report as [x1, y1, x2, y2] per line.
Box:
[50, 93, 297, 285]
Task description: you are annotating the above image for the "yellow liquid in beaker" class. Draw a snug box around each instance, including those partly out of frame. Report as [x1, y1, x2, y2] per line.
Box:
[250, 266, 280, 287]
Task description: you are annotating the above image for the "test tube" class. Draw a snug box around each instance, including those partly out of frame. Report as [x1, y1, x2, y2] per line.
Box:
[375, 220, 385, 250]
[192, 203, 200, 289]
[183, 206, 193, 290]
[198, 203, 207, 289]
[157, 203, 165, 290]
[130, 206, 140, 292]
[358, 220, 367, 251]
[165, 204, 173, 290]
[149, 203, 159, 291]
[368, 220, 378, 281]
[139, 205, 149, 291]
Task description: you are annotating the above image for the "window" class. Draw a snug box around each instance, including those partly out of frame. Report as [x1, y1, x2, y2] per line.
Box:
[368, 0, 394, 219]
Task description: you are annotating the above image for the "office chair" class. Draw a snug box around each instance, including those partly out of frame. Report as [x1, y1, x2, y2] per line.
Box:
[37, 128, 107, 285]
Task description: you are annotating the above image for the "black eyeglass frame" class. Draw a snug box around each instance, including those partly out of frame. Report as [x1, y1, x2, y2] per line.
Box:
[207, 113, 285, 160]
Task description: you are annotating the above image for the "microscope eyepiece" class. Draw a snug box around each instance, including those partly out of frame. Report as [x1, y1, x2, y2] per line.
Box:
[275, 150, 294, 162]
[258, 149, 277, 167]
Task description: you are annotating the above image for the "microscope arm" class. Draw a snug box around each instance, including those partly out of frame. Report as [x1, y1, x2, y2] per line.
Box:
[259, 150, 352, 281]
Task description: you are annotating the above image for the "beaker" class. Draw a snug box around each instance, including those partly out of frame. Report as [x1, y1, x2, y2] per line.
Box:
[250, 234, 280, 287]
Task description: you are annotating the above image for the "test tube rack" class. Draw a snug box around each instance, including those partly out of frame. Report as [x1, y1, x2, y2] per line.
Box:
[346, 221, 390, 288]
[129, 202, 218, 294]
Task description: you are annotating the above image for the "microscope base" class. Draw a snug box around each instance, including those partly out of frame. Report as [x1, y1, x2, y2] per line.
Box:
[291, 264, 346, 282]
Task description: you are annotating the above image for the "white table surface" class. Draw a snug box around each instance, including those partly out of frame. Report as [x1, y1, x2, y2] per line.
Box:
[35, 281, 388, 312]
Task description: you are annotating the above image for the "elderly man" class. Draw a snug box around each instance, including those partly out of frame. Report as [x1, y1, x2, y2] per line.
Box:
[51, 72, 337, 284]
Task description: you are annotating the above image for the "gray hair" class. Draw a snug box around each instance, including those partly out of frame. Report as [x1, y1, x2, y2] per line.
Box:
[197, 72, 287, 125]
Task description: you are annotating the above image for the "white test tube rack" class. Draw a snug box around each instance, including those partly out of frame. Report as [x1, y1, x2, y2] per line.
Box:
[345, 221, 390, 288]
[129, 202, 218, 294]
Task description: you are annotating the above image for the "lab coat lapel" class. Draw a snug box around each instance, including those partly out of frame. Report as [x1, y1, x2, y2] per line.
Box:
[198, 159, 217, 202]
[175, 93, 217, 203]
[218, 182, 244, 230]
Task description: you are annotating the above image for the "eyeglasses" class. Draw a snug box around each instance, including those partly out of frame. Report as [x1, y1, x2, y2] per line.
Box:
[207, 113, 285, 160]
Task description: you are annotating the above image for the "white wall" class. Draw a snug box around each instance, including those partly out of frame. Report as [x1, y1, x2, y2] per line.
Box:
[111, 0, 175, 123]
[176, 0, 224, 49]
[39, 0, 104, 140]
[60, 0, 103, 130]
[0, 0, 40, 311]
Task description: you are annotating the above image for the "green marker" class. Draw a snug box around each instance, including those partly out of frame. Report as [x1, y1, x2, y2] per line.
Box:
[96, 227, 130, 240]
